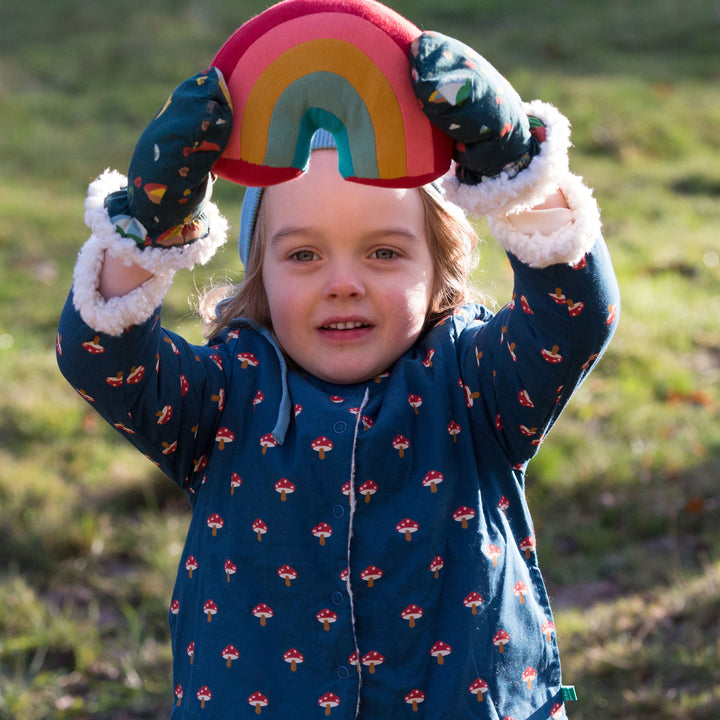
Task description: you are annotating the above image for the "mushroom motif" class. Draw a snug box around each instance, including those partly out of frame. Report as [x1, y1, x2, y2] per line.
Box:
[549, 287, 567, 304]
[498, 496, 510, 515]
[274, 478, 295, 501]
[541, 345, 563, 363]
[209, 353, 223, 371]
[316, 608, 337, 631]
[207, 513, 224, 536]
[348, 651, 359, 673]
[567, 299, 585, 317]
[312, 522, 333, 545]
[519, 294, 534, 314]
[453, 506, 476, 529]
[252, 390, 264, 410]
[361, 415, 374, 431]
[422, 348, 435, 367]
[294, 403, 303, 416]
[126, 365, 145, 384]
[408, 393, 423, 414]
[392, 434, 410, 458]
[174, 684, 183, 706]
[429, 555, 444, 579]
[312, 436, 333, 459]
[236, 352, 259, 369]
[484, 544, 502, 568]
[513, 580, 527, 605]
[396, 518, 419, 541]
[329, 395, 344, 404]
[252, 603, 273, 626]
[196, 686, 212, 709]
[401, 604, 423, 628]
[180, 374, 189, 397]
[358, 480, 378, 503]
[106, 371, 124, 387]
[318, 692, 340, 716]
[211, 388, 225, 410]
[248, 691, 268, 714]
[469, 678, 489, 702]
[230, 472, 242, 495]
[170, 599, 179, 615]
[203, 599, 218, 622]
[277, 565, 298, 587]
[507, 342, 518, 363]
[493, 629, 510, 653]
[252, 518, 268, 542]
[185, 556, 198, 578]
[187, 641, 194, 664]
[463, 592, 483, 615]
[422, 470, 444, 493]
[519, 536, 536, 559]
[259, 433, 278, 454]
[405, 689, 425, 712]
[224, 559, 237, 582]
[156, 405, 173, 424]
[222, 644, 239, 667]
[550, 702, 565, 718]
[447, 420, 461, 442]
[360, 566, 383, 588]
[518, 389, 534, 408]
[522, 666, 538, 690]
[430, 641, 452, 664]
[607, 303, 618, 326]
[362, 651, 385, 673]
[541, 619, 556, 642]
[82, 336, 104, 354]
[283, 648, 304, 671]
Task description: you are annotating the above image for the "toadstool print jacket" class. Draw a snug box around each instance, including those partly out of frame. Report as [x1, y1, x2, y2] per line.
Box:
[58, 239, 618, 720]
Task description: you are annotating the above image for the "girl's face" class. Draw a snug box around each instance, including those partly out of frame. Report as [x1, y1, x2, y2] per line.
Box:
[261, 151, 435, 385]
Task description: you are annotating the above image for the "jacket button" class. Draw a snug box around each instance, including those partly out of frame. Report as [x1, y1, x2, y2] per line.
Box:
[333, 420, 347, 433]
[331, 591, 344, 605]
[332, 504, 345, 518]
[337, 665, 349, 679]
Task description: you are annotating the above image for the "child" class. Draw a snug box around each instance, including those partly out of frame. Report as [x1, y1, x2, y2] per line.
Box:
[58, 23, 619, 720]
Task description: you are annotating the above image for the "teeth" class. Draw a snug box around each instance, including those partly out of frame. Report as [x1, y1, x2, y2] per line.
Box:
[326, 322, 366, 330]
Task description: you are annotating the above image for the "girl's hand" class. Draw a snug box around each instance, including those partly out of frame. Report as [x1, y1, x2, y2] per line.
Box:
[410, 32, 544, 184]
[104, 68, 233, 248]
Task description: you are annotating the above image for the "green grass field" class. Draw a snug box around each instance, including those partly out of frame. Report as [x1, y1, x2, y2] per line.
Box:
[1, 1, 719, 718]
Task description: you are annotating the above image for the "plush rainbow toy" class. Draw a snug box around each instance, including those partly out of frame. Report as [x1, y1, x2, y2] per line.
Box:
[211, 0, 454, 188]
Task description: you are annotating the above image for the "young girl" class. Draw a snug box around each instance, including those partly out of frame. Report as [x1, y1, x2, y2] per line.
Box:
[58, 24, 619, 720]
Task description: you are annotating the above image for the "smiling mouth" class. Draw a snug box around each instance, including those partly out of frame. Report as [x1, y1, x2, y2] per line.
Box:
[321, 321, 371, 331]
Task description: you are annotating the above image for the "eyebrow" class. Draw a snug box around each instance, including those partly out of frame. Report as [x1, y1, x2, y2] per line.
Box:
[270, 226, 421, 245]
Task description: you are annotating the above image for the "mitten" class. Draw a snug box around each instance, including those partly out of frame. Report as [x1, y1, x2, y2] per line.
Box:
[105, 67, 233, 247]
[410, 32, 571, 217]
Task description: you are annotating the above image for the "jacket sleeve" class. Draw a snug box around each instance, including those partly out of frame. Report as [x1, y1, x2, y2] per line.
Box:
[57, 290, 231, 492]
[457, 178, 620, 467]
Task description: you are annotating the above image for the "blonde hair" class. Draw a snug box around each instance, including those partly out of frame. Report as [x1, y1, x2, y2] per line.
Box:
[200, 186, 480, 340]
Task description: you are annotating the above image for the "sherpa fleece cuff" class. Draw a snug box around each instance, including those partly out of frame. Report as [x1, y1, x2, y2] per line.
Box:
[439, 100, 571, 218]
[487, 171, 602, 268]
[72, 169, 228, 336]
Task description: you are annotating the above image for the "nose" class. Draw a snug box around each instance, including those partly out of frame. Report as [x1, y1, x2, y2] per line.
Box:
[322, 259, 366, 299]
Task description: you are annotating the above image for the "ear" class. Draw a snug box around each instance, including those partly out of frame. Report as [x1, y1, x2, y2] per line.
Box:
[211, 0, 453, 189]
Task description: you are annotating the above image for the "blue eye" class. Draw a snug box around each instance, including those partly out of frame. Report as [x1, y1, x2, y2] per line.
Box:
[291, 249, 316, 262]
[372, 248, 397, 260]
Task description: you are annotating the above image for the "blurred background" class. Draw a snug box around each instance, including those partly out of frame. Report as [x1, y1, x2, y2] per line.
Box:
[0, 1, 718, 718]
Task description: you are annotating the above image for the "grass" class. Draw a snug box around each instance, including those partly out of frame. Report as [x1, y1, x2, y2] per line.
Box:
[1, 0, 719, 718]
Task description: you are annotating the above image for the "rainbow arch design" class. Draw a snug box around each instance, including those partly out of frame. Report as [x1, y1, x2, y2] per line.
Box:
[211, 0, 453, 188]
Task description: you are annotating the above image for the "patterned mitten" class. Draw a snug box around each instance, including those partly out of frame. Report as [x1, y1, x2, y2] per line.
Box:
[105, 67, 233, 247]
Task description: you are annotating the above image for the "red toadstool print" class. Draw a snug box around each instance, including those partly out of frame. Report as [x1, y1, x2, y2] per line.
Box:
[542, 618, 556, 642]
[522, 666, 537, 690]
[429, 555, 444, 578]
[224, 559, 237, 582]
[187, 641, 195, 664]
[408, 393, 423, 414]
[469, 678, 489, 702]
[196, 686, 212, 709]
[312, 436, 333, 459]
[252, 518, 268, 541]
[405, 689, 425, 711]
[567, 299, 584, 317]
[486, 544, 502, 567]
[430, 641, 452, 664]
[170, 599, 179, 615]
[312, 522, 333, 545]
[259, 433, 278, 454]
[203, 599, 218, 622]
[392, 434, 410, 457]
[207, 513, 224, 536]
[550, 702, 565, 719]
[493, 629, 510, 653]
[447, 420, 461, 442]
[520, 295, 534, 314]
[360, 566, 383, 587]
[175, 684, 183, 706]
[180, 374, 189, 397]
[211, 388, 225, 410]
[396, 518, 419, 541]
[498, 496, 510, 515]
[362, 650, 385, 673]
[518, 390, 534, 408]
[274, 478, 295, 501]
[541, 345, 563, 363]
[464, 592, 483, 615]
[361, 415, 374, 431]
[253, 603, 273, 626]
[401, 604, 423, 627]
[278, 565, 298, 586]
[318, 692, 340, 716]
[520, 536, 536, 559]
[348, 651, 359, 673]
[252, 390, 264, 410]
[359, 480, 378, 503]
[215, 428, 235, 450]
[185, 556, 198, 578]
[453, 506, 476, 529]
[422, 470, 444, 493]
[126, 366, 145, 384]
[82, 336, 104, 354]
[106, 372, 124, 387]
[549, 287, 567, 304]
[422, 348, 435, 367]
[236, 352, 259, 369]
[316, 608, 337, 631]
[230, 472, 242, 494]
[156, 404, 173, 424]
[248, 691, 268, 714]
[222, 644, 239, 667]
[283, 648, 304, 671]
[513, 581, 528, 604]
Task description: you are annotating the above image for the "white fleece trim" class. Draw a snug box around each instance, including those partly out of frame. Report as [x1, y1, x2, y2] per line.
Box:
[487, 172, 602, 268]
[72, 169, 228, 336]
[439, 100, 571, 217]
